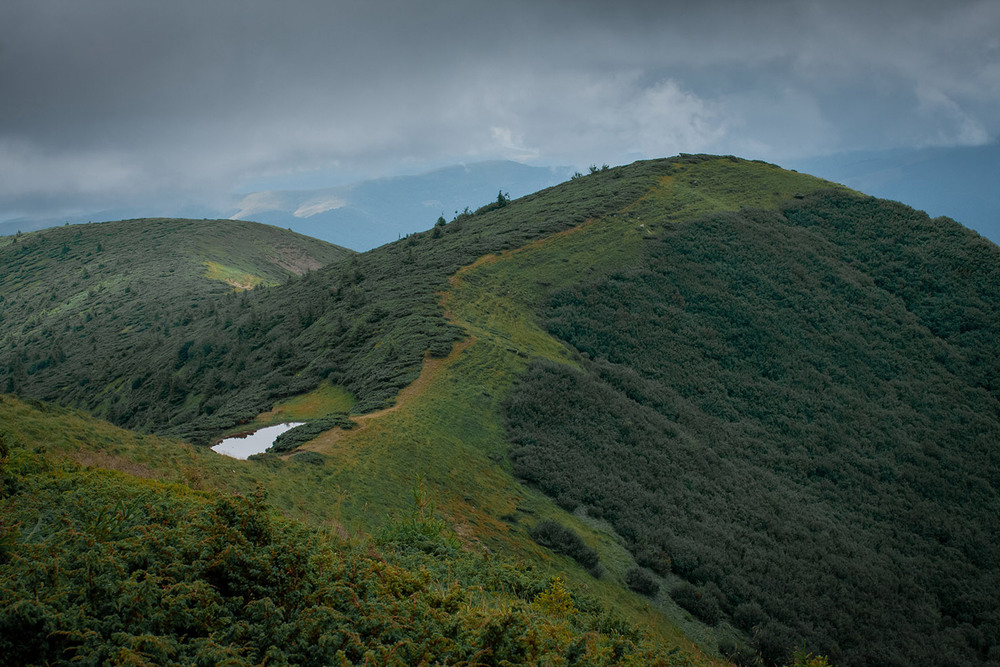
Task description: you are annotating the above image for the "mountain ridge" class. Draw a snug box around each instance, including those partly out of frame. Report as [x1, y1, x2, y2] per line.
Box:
[786, 142, 1000, 246]
[2, 155, 998, 666]
[0, 160, 576, 252]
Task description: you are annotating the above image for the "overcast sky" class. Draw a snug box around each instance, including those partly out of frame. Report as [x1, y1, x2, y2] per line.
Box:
[2, 0, 998, 221]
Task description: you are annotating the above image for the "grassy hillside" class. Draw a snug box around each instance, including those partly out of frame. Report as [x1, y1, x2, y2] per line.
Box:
[2, 155, 998, 666]
[0, 218, 351, 430]
[1, 161, 668, 440]
[0, 395, 711, 667]
[287, 158, 997, 666]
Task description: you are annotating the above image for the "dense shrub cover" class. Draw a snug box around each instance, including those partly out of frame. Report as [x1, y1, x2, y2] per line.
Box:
[0, 163, 663, 443]
[0, 435, 695, 666]
[506, 194, 1000, 666]
[625, 567, 660, 597]
[528, 519, 602, 576]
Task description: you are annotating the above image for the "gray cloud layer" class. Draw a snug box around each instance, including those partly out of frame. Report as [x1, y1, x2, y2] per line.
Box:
[2, 0, 998, 219]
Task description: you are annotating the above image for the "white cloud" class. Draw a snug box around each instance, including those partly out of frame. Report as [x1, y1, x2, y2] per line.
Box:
[489, 127, 539, 162]
[2, 0, 998, 221]
[450, 71, 727, 168]
[230, 191, 286, 220]
[624, 79, 727, 156]
[293, 197, 347, 218]
[915, 83, 990, 147]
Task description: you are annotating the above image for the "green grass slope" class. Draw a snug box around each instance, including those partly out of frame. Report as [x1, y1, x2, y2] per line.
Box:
[1, 161, 671, 440]
[0, 395, 709, 667]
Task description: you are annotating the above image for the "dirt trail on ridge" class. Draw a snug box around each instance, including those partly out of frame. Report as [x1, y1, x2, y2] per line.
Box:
[292, 336, 475, 456]
[292, 220, 594, 457]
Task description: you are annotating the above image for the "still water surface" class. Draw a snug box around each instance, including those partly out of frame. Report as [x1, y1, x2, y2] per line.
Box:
[211, 423, 304, 459]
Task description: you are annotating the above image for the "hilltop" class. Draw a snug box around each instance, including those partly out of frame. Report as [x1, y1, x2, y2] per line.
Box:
[0, 160, 577, 252]
[2, 156, 998, 666]
[0, 218, 351, 427]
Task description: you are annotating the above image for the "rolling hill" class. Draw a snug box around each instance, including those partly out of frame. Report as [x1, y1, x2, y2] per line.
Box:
[0, 218, 352, 430]
[2, 156, 998, 666]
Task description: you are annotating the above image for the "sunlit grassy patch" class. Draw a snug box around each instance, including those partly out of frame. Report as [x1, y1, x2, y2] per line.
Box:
[203, 260, 273, 289]
[651, 157, 848, 222]
[253, 380, 355, 424]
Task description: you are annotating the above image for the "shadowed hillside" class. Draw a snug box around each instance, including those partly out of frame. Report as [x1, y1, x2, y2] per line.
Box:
[505, 190, 1000, 666]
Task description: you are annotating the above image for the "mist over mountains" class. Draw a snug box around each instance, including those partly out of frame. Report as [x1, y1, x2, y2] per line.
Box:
[0, 161, 574, 251]
[227, 160, 576, 251]
[3, 145, 997, 251]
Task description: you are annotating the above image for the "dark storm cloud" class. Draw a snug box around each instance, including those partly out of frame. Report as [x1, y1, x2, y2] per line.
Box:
[1, 0, 998, 219]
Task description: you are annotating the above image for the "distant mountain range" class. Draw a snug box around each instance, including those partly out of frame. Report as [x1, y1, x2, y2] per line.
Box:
[2, 148, 996, 250]
[226, 160, 576, 251]
[0, 160, 575, 251]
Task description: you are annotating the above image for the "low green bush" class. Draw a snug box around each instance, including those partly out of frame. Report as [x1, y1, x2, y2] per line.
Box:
[671, 583, 722, 626]
[290, 451, 326, 465]
[0, 440, 695, 666]
[529, 519, 601, 576]
[625, 566, 660, 597]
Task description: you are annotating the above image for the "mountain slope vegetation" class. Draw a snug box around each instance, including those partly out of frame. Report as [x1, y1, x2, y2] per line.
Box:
[504, 192, 1000, 666]
[1, 161, 665, 440]
[787, 141, 1000, 246]
[231, 159, 577, 251]
[0, 397, 707, 667]
[0, 218, 351, 431]
[2, 156, 998, 666]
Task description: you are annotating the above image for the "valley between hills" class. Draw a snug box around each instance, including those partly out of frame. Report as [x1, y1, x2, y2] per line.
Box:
[2, 156, 998, 666]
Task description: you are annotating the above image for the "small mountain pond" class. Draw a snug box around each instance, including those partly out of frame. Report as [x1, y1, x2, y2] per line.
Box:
[211, 422, 304, 459]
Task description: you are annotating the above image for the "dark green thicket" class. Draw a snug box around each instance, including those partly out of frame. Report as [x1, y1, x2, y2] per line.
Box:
[0, 162, 669, 443]
[505, 194, 1000, 667]
[671, 583, 723, 627]
[529, 519, 602, 576]
[0, 219, 350, 438]
[625, 567, 660, 597]
[288, 450, 326, 465]
[0, 438, 686, 666]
